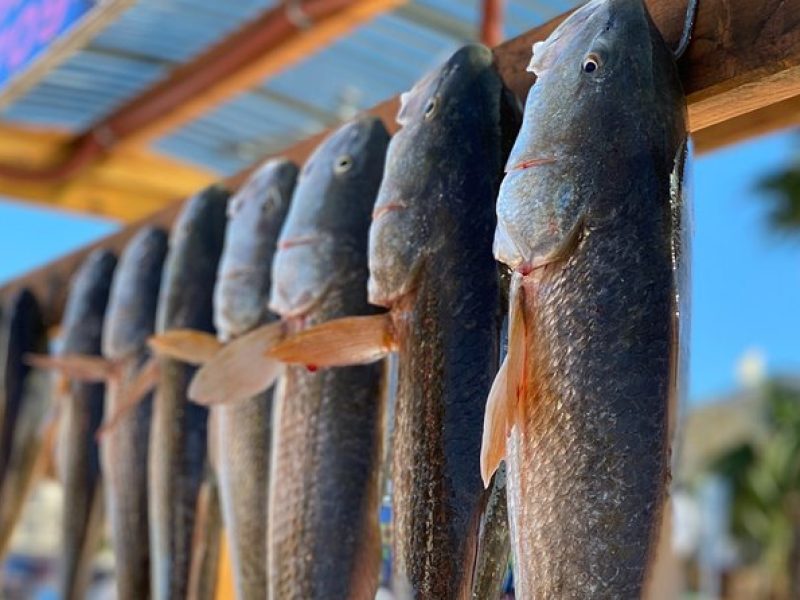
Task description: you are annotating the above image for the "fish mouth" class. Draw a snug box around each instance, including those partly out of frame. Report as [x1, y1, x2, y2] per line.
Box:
[278, 235, 323, 250]
[284, 314, 311, 333]
[270, 233, 334, 319]
[493, 218, 527, 271]
[219, 266, 258, 280]
[367, 277, 414, 311]
[372, 201, 408, 222]
[367, 278, 401, 309]
[269, 283, 326, 320]
[506, 156, 557, 173]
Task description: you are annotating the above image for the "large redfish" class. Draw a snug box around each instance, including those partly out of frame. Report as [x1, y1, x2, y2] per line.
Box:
[481, 0, 693, 596]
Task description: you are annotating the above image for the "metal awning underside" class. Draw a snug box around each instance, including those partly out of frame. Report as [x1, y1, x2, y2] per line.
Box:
[1, 0, 580, 175]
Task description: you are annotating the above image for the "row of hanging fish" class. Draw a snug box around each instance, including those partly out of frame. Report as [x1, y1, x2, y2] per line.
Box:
[0, 0, 693, 598]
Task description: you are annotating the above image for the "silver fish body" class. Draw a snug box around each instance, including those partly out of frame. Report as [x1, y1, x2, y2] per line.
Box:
[212, 158, 297, 599]
[150, 186, 228, 600]
[57, 249, 117, 600]
[101, 226, 168, 600]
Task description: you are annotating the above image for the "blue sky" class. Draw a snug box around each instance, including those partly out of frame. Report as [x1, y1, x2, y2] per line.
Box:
[0, 199, 116, 281]
[691, 131, 800, 401]
[0, 131, 799, 404]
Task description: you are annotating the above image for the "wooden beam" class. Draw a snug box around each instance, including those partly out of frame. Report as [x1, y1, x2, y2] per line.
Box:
[0, 122, 216, 221]
[116, 0, 406, 149]
[493, 0, 800, 132]
[694, 95, 800, 154]
[3, 0, 800, 325]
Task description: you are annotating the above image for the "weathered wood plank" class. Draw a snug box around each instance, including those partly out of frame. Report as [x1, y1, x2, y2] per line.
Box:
[494, 0, 800, 131]
[0, 123, 216, 221]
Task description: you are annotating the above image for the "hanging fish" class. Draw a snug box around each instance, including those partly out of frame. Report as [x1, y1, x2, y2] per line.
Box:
[268, 44, 518, 598]
[100, 226, 167, 600]
[154, 117, 390, 599]
[149, 187, 227, 600]
[55, 249, 116, 600]
[210, 159, 296, 599]
[0, 289, 50, 556]
[480, 0, 694, 596]
[266, 117, 388, 600]
[150, 158, 297, 598]
[25, 228, 168, 598]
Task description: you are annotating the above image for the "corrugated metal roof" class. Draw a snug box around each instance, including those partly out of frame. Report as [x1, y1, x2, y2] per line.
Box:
[1, 0, 275, 129]
[1, 0, 582, 173]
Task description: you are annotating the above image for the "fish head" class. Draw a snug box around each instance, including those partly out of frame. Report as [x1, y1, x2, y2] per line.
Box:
[156, 185, 229, 332]
[103, 226, 168, 359]
[61, 248, 117, 355]
[270, 116, 389, 318]
[368, 44, 501, 306]
[495, 0, 683, 270]
[214, 159, 297, 339]
[6, 289, 47, 380]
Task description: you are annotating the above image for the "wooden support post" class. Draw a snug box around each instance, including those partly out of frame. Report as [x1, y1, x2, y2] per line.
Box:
[480, 0, 504, 47]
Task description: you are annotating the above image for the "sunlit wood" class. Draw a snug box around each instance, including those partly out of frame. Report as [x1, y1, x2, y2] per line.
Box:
[0, 122, 215, 222]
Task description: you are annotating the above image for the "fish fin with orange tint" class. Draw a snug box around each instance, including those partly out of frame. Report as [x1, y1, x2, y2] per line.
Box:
[480, 356, 511, 487]
[506, 276, 529, 431]
[189, 321, 286, 406]
[480, 275, 529, 487]
[268, 313, 396, 367]
[148, 329, 223, 365]
[96, 357, 160, 438]
[24, 353, 117, 382]
[37, 413, 59, 481]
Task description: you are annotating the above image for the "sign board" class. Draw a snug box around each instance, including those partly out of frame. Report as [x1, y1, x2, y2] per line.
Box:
[0, 0, 134, 108]
[0, 0, 95, 89]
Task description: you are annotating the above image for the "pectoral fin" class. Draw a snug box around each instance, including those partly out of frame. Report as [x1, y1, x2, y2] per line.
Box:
[480, 274, 529, 487]
[189, 321, 286, 406]
[24, 353, 117, 382]
[481, 357, 511, 487]
[148, 329, 223, 365]
[97, 358, 160, 438]
[506, 276, 529, 428]
[268, 313, 396, 367]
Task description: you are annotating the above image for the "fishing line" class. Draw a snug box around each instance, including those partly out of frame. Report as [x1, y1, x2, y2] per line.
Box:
[674, 0, 699, 60]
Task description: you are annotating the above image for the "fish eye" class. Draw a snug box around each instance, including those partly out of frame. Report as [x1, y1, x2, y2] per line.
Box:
[334, 155, 353, 174]
[227, 197, 244, 217]
[582, 53, 601, 74]
[262, 188, 279, 212]
[423, 97, 438, 119]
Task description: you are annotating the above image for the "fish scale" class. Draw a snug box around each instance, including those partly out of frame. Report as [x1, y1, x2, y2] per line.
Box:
[267, 116, 389, 600]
